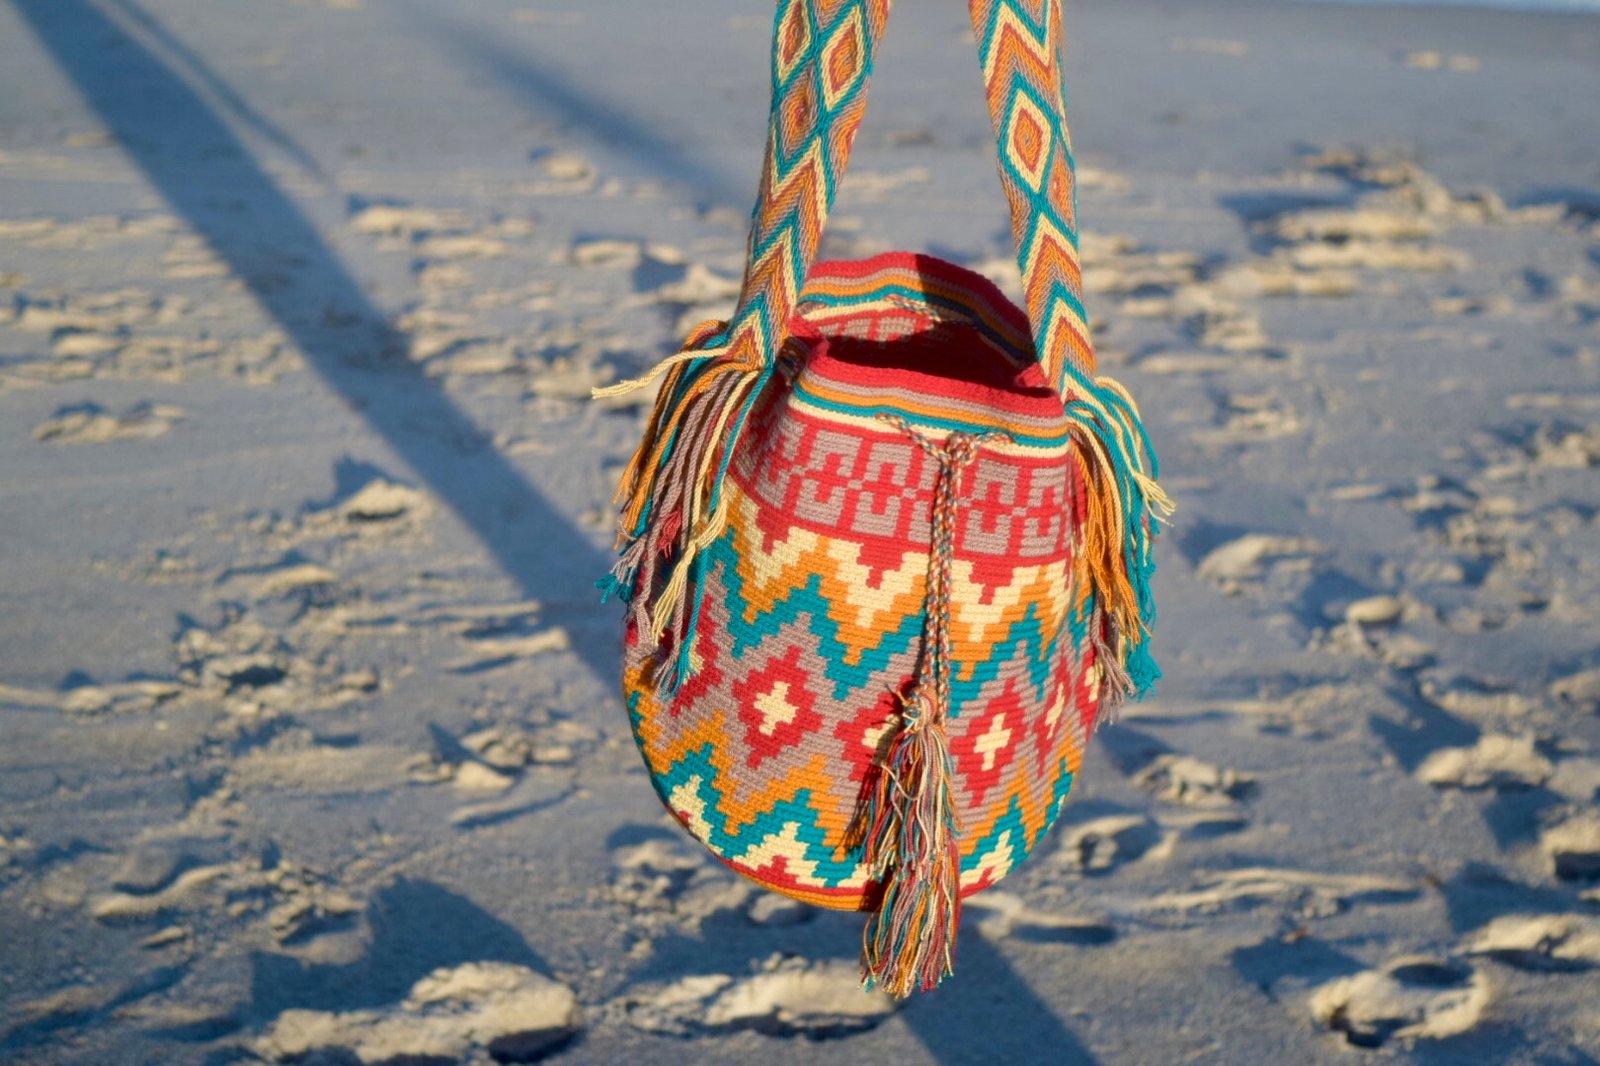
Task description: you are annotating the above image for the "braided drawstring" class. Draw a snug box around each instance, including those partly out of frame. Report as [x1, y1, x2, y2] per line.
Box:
[861, 417, 1000, 998]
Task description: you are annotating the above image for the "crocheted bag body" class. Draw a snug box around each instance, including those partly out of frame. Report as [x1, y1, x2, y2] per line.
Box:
[624, 254, 1102, 910]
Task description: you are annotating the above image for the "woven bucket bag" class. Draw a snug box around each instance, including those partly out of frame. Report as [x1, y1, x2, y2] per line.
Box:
[597, 0, 1170, 997]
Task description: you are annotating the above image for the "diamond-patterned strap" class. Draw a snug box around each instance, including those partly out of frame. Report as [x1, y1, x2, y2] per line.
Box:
[724, 0, 1096, 403]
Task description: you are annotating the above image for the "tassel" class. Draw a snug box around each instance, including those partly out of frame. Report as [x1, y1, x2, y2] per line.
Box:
[861, 693, 962, 998]
[592, 319, 771, 693]
[859, 420, 995, 997]
[1089, 626, 1133, 730]
[1059, 368, 1175, 702]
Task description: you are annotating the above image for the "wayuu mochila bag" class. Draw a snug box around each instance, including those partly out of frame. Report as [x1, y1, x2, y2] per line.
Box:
[596, 0, 1170, 997]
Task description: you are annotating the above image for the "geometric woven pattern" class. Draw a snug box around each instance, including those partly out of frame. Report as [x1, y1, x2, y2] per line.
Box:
[967, 0, 1096, 390]
[718, 1, 1095, 396]
[604, 3, 1166, 995]
[623, 256, 1103, 910]
[717, 0, 891, 369]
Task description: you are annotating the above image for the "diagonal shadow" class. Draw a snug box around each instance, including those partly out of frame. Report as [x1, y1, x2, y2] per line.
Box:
[400, 0, 751, 211]
[11, 3, 1103, 1059]
[246, 879, 552, 1019]
[897, 929, 1102, 1065]
[101, 0, 327, 183]
[11, 0, 617, 683]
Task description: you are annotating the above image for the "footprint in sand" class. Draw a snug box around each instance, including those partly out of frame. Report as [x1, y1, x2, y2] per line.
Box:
[1057, 814, 1169, 874]
[1418, 673, 1530, 722]
[446, 626, 571, 674]
[446, 764, 576, 829]
[1196, 532, 1325, 596]
[1530, 424, 1600, 469]
[1415, 734, 1553, 791]
[1079, 232, 1199, 299]
[338, 478, 433, 527]
[1136, 754, 1256, 808]
[1190, 391, 1302, 445]
[252, 962, 580, 1063]
[1309, 956, 1490, 1048]
[173, 610, 299, 713]
[1242, 149, 1563, 295]
[107, 835, 230, 898]
[266, 881, 363, 948]
[52, 678, 182, 716]
[520, 151, 597, 195]
[1550, 668, 1600, 714]
[1141, 868, 1417, 917]
[1465, 913, 1600, 971]
[1541, 811, 1600, 882]
[650, 262, 741, 312]
[91, 863, 233, 924]
[965, 891, 1117, 946]
[622, 956, 896, 1039]
[460, 721, 592, 772]
[1214, 258, 1357, 299]
[32, 401, 184, 443]
[609, 837, 716, 916]
[1286, 238, 1466, 273]
[350, 201, 524, 262]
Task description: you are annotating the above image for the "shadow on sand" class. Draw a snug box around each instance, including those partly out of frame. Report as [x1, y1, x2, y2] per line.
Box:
[12, 0, 620, 682]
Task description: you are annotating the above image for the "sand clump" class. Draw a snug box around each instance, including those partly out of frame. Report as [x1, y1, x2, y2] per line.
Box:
[1310, 956, 1491, 1048]
[1465, 914, 1600, 971]
[1059, 814, 1167, 874]
[1541, 812, 1600, 882]
[253, 962, 580, 1063]
[1415, 735, 1553, 791]
[1136, 754, 1256, 808]
[1197, 533, 1324, 593]
[622, 957, 896, 1039]
[32, 401, 185, 443]
[1549, 669, 1600, 713]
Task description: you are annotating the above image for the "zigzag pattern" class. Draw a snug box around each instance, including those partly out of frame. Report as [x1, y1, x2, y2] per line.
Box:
[722, 0, 1095, 400]
[967, 0, 1096, 393]
[608, 0, 1162, 712]
[626, 473, 1093, 904]
[722, 0, 891, 361]
[606, 8, 1167, 992]
[623, 259, 1101, 911]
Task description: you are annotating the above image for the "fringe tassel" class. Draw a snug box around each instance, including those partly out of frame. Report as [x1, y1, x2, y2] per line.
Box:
[860, 694, 962, 999]
[859, 421, 992, 998]
[592, 319, 770, 692]
[1059, 368, 1175, 703]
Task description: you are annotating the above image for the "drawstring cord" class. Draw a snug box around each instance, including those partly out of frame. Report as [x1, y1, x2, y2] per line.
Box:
[860, 416, 1000, 998]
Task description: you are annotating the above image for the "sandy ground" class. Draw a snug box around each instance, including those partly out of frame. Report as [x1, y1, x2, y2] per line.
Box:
[2, 0, 1598, 1063]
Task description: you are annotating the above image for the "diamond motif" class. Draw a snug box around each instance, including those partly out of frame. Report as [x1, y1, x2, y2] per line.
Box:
[1004, 89, 1052, 193]
[775, 0, 813, 84]
[818, 9, 866, 112]
[731, 645, 825, 769]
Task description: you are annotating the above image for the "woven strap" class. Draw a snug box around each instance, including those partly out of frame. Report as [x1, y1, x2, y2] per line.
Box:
[718, 0, 1096, 396]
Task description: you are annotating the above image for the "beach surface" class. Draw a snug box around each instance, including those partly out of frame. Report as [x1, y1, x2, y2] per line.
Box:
[2, 1, 1598, 1062]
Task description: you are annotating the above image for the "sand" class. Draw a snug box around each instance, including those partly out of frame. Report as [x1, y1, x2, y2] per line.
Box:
[2, 0, 1598, 1062]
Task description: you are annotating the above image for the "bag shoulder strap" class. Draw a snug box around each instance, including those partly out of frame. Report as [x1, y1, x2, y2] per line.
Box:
[599, 0, 1169, 698]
